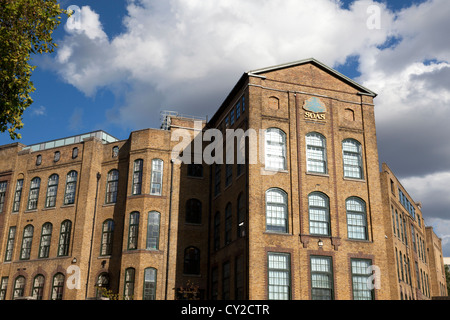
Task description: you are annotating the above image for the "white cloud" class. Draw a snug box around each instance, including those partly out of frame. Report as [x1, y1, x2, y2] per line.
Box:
[49, 0, 450, 256]
[52, 0, 396, 128]
[32, 105, 46, 116]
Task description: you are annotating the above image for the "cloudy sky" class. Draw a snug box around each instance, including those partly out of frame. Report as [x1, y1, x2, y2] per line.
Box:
[1, 0, 449, 255]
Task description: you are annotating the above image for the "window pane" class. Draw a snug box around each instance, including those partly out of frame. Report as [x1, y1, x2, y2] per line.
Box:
[265, 129, 287, 170]
[311, 256, 333, 300]
[268, 253, 290, 300]
[266, 189, 288, 233]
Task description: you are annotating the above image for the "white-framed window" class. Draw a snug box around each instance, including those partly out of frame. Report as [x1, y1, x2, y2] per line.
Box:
[267, 252, 291, 300]
[343, 139, 363, 179]
[306, 132, 327, 174]
[308, 192, 330, 236]
[351, 259, 374, 300]
[310, 256, 334, 300]
[150, 159, 163, 196]
[346, 197, 368, 240]
[265, 128, 287, 171]
[266, 188, 288, 233]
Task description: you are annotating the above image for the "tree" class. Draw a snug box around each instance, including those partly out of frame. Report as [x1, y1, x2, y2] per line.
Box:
[0, 0, 67, 139]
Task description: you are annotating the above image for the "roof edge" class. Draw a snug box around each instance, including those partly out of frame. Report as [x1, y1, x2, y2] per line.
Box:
[246, 57, 377, 97]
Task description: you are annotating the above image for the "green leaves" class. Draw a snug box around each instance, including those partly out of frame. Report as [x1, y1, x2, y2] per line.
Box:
[0, 0, 67, 139]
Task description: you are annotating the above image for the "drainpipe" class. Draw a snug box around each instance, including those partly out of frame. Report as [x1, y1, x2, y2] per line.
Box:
[164, 160, 174, 300]
[85, 172, 101, 300]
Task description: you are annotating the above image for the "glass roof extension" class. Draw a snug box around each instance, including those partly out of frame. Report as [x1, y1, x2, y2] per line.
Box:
[22, 130, 119, 152]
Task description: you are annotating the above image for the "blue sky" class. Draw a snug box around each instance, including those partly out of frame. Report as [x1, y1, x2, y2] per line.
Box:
[2, 0, 450, 255]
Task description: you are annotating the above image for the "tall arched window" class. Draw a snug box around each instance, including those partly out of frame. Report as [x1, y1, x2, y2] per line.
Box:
[306, 132, 327, 174]
[237, 193, 245, 238]
[105, 169, 119, 204]
[32, 274, 45, 300]
[20, 224, 34, 260]
[128, 212, 139, 250]
[150, 159, 163, 195]
[265, 188, 288, 233]
[225, 203, 232, 245]
[58, 220, 72, 256]
[13, 276, 25, 300]
[214, 212, 220, 251]
[346, 197, 368, 240]
[51, 273, 65, 300]
[308, 192, 330, 236]
[101, 219, 114, 256]
[64, 171, 77, 205]
[186, 199, 202, 224]
[146, 211, 160, 250]
[39, 222, 52, 258]
[96, 273, 110, 299]
[265, 128, 287, 171]
[342, 139, 363, 179]
[143, 268, 157, 300]
[132, 159, 143, 195]
[184, 246, 200, 275]
[45, 174, 59, 208]
[124, 268, 135, 300]
[27, 177, 41, 210]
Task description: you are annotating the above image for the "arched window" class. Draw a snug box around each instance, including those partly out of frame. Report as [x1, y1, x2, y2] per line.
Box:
[32, 274, 45, 300]
[150, 159, 163, 195]
[45, 174, 59, 208]
[58, 220, 72, 257]
[186, 199, 202, 224]
[214, 212, 220, 251]
[143, 268, 157, 300]
[265, 188, 288, 233]
[132, 159, 143, 195]
[124, 268, 135, 300]
[72, 147, 78, 159]
[268, 96, 280, 110]
[237, 193, 245, 238]
[184, 246, 200, 275]
[27, 177, 41, 210]
[39, 222, 52, 258]
[105, 169, 119, 204]
[265, 128, 287, 171]
[51, 273, 65, 300]
[64, 171, 77, 205]
[96, 273, 110, 299]
[13, 276, 25, 300]
[20, 224, 34, 260]
[306, 132, 327, 174]
[128, 212, 139, 250]
[101, 220, 114, 256]
[146, 211, 160, 250]
[36, 154, 42, 166]
[225, 203, 232, 245]
[308, 192, 330, 236]
[346, 197, 368, 240]
[342, 139, 363, 179]
[112, 146, 119, 158]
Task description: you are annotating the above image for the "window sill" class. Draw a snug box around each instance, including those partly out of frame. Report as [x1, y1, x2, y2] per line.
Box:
[343, 177, 366, 183]
[306, 172, 329, 178]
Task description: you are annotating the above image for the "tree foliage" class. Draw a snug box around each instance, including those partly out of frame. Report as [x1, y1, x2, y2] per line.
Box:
[0, 0, 66, 139]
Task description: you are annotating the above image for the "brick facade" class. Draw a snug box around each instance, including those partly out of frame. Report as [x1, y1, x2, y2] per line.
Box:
[0, 59, 446, 300]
